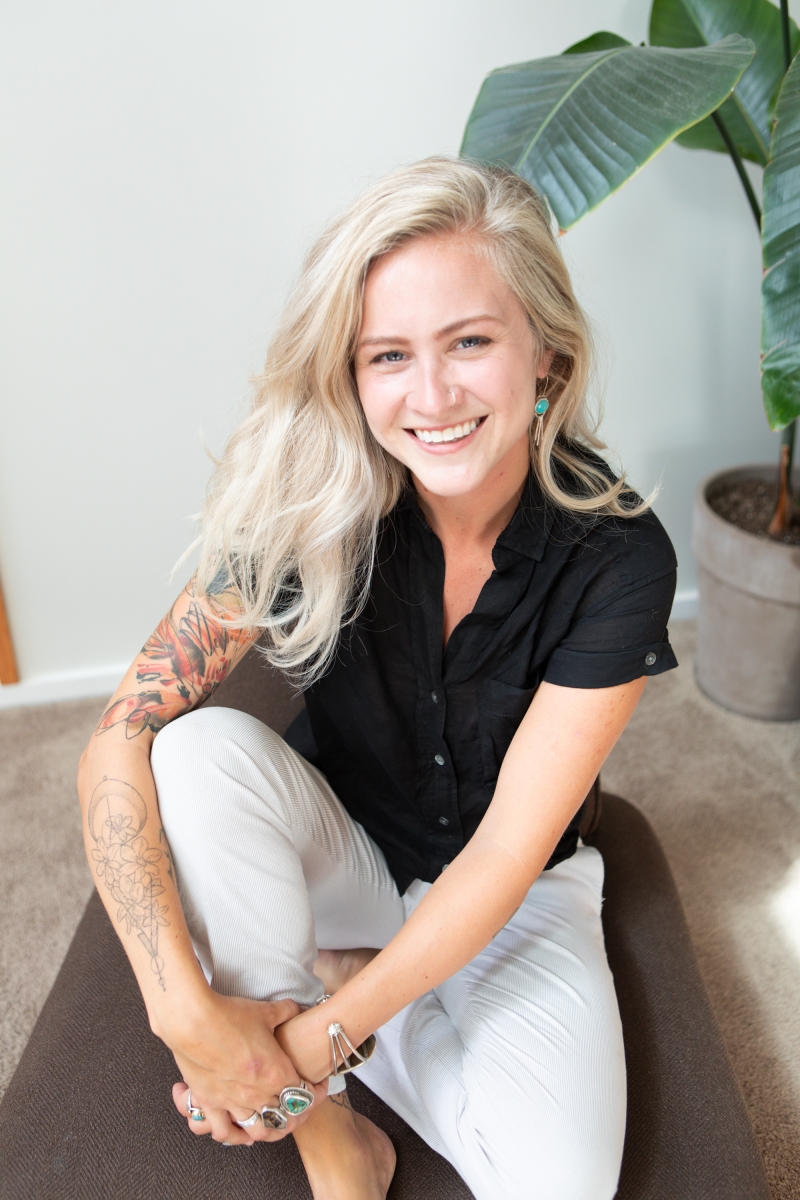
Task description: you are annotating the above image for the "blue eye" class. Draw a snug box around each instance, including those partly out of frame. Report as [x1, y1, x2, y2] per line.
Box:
[457, 336, 487, 350]
[374, 350, 405, 364]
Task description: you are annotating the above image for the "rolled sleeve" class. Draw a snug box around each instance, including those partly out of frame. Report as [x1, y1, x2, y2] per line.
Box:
[543, 566, 678, 690]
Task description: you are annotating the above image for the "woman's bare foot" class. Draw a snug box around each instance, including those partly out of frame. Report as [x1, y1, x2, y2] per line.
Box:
[313, 947, 380, 994]
[293, 1091, 396, 1200]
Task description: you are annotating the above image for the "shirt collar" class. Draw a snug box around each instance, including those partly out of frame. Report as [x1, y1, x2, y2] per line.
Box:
[395, 470, 552, 562]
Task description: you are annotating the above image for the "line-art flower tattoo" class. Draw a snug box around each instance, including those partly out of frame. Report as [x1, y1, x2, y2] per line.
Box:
[88, 778, 171, 991]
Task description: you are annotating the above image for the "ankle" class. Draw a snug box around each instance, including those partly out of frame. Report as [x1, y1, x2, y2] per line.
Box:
[293, 1092, 358, 1157]
[293, 1091, 395, 1200]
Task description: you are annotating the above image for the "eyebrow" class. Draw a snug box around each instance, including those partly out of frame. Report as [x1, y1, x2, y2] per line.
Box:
[358, 313, 502, 348]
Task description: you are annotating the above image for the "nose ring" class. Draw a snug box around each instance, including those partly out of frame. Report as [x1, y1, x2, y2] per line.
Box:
[448, 388, 457, 407]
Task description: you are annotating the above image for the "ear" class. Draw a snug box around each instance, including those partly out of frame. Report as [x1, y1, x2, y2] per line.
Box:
[536, 348, 555, 379]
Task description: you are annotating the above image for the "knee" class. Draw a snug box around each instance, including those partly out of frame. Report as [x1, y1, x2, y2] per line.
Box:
[474, 1147, 620, 1200]
[466, 1108, 623, 1200]
[151, 707, 296, 837]
[151, 707, 269, 813]
[152, 706, 270, 773]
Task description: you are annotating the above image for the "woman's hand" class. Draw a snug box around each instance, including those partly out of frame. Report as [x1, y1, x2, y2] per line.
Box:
[171, 1076, 328, 1146]
[272, 1003, 336, 1085]
[163, 992, 328, 1142]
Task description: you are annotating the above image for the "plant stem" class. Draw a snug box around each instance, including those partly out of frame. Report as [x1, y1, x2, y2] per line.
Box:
[780, 0, 792, 72]
[710, 110, 762, 230]
[775, 4, 795, 519]
[782, 420, 796, 486]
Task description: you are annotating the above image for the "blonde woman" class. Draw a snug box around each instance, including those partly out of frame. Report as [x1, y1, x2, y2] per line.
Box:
[78, 158, 677, 1200]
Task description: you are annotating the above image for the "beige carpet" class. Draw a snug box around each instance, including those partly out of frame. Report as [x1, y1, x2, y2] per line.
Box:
[1, 621, 799, 1197]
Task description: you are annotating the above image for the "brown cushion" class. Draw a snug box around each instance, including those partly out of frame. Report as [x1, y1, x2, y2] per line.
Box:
[0, 649, 769, 1198]
[587, 794, 768, 1199]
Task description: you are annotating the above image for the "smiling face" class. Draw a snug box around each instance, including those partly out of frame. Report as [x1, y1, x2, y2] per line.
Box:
[354, 232, 551, 502]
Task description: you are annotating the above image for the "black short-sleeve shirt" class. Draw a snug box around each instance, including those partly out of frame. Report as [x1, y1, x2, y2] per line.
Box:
[297, 467, 678, 894]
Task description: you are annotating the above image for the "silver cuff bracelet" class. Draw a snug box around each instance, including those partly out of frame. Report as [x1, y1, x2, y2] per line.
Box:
[316, 994, 377, 1077]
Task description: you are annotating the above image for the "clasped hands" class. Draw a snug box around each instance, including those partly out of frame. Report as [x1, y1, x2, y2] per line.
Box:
[167, 993, 330, 1146]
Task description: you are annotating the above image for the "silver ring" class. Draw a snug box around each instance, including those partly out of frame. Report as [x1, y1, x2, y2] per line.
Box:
[234, 1110, 262, 1129]
[279, 1083, 315, 1117]
[185, 1089, 206, 1123]
[260, 1106, 289, 1131]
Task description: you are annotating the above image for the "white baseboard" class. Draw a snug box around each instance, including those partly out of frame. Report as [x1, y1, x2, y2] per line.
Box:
[670, 589, 698, 622]
[0, 664, 127, 710]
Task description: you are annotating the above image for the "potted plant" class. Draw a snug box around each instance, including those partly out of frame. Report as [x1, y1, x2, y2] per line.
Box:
[461, 0, 800, 720]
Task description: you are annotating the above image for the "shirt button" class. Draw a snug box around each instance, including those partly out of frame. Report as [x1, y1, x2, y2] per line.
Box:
[434, 754, 445, 766]
[438, 816, 449, 826]
[431, 691, 438, 703]
[645, 652, 657, 667]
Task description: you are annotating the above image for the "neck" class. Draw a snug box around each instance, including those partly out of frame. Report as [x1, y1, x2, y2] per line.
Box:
[413, 439, 530, 550]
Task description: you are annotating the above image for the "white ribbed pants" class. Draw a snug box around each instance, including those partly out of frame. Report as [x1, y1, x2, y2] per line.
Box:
[151, 707, 626, 1200]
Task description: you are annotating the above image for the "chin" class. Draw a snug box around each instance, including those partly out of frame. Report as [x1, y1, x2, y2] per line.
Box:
[410, 461, 489, 498]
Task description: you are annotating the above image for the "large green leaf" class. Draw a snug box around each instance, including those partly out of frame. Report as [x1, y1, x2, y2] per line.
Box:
[650, 0, 799, 164]
[761, 52, 800, 428]
[460, 36, 754, 230]
[563, 32, 631, 55]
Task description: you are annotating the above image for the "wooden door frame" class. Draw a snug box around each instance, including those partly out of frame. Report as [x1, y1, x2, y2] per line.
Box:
[0, 578, 19, 684]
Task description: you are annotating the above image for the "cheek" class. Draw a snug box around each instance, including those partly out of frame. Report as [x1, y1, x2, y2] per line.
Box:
[462, 357, 534, 423]
[355, 374, 401, 438]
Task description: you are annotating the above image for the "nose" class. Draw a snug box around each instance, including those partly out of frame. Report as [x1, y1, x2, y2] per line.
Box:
[408, 362, 460, 417]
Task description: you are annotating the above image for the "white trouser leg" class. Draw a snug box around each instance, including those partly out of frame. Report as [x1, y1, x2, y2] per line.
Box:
[152, 707, 625, 1196]
[357, 847, 626, 1200]
[150, 707, 405, 1007]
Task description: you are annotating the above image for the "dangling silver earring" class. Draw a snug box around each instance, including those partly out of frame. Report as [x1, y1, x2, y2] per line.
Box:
[534, 376, 550, 448]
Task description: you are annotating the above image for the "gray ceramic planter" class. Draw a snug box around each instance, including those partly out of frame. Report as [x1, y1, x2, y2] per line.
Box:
[691, 465, 800, 721]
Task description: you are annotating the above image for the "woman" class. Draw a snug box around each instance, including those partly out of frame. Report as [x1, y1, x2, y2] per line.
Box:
[78, 157, 677, 1200]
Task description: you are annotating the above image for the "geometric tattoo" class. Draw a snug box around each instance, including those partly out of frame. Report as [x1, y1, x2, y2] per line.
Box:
[329, 1086, 356, 1126]
[88, 777, 172, 991]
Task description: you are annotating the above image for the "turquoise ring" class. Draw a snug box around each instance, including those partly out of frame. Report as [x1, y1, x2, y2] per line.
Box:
[279, 1084, 315, 1117]
[186, 1090, 206, 1122]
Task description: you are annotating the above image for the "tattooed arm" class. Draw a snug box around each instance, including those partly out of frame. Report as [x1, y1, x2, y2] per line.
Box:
[77, 578, 324, 1143]
[78, 574, 253, 998]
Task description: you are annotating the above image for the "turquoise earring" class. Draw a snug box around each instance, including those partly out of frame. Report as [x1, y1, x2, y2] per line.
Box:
[534, 378, 550, 447]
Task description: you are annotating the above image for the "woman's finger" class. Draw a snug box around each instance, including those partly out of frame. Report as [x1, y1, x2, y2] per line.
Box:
[173, 1082, 253, 1146]
[264, 998, 301, 1029]
[230, 1076, 330, 1143]
[172, 1081, 211, 1133]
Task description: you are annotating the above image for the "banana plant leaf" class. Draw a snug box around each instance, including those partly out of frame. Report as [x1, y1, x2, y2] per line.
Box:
[563, 32, 632, 55]
[650, 0, 800, 164]
[461, 36, 754, 230]
[761, 52, 800, 428]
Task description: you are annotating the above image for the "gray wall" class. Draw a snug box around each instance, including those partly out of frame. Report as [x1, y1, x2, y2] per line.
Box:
[0, 0, 787, 685]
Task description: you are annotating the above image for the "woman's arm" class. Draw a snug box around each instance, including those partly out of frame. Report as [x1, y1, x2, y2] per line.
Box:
[78, 575, 253, 1012]
[276, 677, 646, 1080]
[78, 577, 326, 1142]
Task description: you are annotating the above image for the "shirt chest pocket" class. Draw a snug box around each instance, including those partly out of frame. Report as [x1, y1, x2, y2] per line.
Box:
[478, 678, 537, 788]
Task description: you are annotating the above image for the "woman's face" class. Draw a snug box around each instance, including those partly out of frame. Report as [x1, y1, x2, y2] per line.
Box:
[354, 232, 551, 500]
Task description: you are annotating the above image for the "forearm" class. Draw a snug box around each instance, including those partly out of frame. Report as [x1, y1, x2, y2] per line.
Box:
[277, 835, 535, 1081]
[78, 732, 211, 1038]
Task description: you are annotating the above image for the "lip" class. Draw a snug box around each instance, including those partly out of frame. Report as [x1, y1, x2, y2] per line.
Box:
[404, 416, 487, 453]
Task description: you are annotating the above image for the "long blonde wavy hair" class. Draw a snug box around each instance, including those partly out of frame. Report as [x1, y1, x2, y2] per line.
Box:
[196, 156, 642, 684]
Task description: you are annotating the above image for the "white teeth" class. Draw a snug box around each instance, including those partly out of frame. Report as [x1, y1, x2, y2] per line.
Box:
[413, 418, 479, 444]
